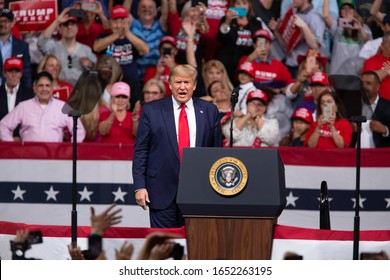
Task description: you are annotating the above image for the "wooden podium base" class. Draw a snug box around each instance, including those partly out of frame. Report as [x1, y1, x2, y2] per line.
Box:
[184, 217, 276, 260]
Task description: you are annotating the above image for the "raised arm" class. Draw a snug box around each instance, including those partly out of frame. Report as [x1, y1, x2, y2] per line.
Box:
[371, 0, 385, 23]
[159, 0, 169, 33]
[322, 0, 333, 28]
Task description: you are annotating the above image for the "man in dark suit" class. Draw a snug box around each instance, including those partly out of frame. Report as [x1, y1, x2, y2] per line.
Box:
[0, 57, 34, 138]
[361, 71, 390, 147]
[0, 8, 32, 88]
[132, 64, 223, 228]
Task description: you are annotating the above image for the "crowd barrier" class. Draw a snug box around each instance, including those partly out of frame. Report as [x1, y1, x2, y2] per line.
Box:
[1, 142, 390, 259]
[1, 221, 389, 260]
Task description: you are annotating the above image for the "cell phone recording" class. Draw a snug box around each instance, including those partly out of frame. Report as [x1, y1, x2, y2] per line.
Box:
[163, 48, 172, 56]
[27, 231, 43, 245]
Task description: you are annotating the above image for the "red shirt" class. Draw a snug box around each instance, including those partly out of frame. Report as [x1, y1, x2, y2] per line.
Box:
[143, 66, 172, 96]
[362, 53, 390, 100]
[98, 111, 135, 144]
[52, 81, 73, 102]
[77, 21, 106, 50]
[304, 119, 353, 148]
[239, 56, 294, 87]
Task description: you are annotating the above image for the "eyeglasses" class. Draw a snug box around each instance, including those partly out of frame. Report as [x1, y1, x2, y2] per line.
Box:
[143, 91, 161, 95]
[0, 19, 12, 24]
[68, 55, 72, 69]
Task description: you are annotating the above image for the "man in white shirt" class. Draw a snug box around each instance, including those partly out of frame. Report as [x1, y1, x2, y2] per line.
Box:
[360, 70, 390, 147]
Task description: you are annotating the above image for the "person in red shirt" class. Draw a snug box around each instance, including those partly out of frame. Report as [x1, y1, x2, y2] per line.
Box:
[37, 55, 73, 102]
[76, 1, 110, 50]
[98, 82, 135, 144]
[143, 36, 178, 96]
[305, 90, 352, 148]
[361, 32, 390, 100]
[241, 28, 294, 93]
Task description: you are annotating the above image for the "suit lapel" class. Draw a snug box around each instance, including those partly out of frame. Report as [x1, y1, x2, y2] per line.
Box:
[161, 97, 180, 160]
[194, 98, 205, 147]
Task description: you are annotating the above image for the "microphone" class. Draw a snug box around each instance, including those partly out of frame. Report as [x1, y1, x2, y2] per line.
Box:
[230, 86, 240, 108]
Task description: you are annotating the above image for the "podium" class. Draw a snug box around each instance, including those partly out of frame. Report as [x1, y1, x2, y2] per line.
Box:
[177, 148, 286, 260]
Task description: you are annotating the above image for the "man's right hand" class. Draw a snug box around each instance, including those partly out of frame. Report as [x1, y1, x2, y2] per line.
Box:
[135, 189, 150, 210]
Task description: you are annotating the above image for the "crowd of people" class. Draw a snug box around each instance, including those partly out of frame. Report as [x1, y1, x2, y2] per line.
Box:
[1, 0, 390, 148]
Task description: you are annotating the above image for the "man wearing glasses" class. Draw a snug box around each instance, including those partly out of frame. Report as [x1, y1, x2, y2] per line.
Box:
[38, 7, 96, 86]
[0, 8, 31, 88]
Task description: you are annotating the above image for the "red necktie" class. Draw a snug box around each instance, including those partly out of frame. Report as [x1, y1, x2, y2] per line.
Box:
[178, 103, 190, 162]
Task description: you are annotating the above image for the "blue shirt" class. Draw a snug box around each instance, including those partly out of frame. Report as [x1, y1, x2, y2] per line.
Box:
[131, 19, 165, 80]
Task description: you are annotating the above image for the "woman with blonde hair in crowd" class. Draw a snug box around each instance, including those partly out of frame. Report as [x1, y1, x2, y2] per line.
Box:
[37, 54, 73, 102]
[98, 82, 135, 144]
[132, 79, 166, 136]
[202, 59, 234, 94]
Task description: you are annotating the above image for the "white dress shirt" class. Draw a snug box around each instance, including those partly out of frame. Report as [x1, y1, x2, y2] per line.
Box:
[172, 97, 196, 147]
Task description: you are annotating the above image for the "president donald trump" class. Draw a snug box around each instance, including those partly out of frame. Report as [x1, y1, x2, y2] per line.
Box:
[132, 64, 223, 228]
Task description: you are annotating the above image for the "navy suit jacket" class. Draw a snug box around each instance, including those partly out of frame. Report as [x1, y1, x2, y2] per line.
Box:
[0, 85, 34, 120]
[372, 97, 390, 147]
[132, 96, 223, 210]
[0, 37, 32, 89]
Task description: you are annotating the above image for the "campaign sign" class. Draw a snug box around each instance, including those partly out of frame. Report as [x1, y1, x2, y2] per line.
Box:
[277, 7, 302, 54]
[10, 1, 57, 33]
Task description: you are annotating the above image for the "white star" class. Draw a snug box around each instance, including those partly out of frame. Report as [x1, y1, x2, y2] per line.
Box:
[351, 194, 367, 209]
[11, 185, 26, 201]
[385, 197, 390, 209]
[286, 191, 299, 207]
[112, 186, 127, 202]
[44, 185, 60, 201]
[78, 186, 93, 202]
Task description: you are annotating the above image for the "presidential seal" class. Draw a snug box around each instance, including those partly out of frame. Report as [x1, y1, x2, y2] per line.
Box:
[209, 157, 248, 196]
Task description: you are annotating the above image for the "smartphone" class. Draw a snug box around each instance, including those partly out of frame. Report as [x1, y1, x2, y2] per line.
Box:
[88, 235, 102, 259]
[305, 55, 316, 74]
[257, 37, 266, 50]
[231, 7, 247, 17]
[69, 8, 84, 19]
[27, 231, 43, 245]
[323, 102, 333, 120]
[163, 48, 172, 56]
[338, 18, 355, 29]
[81, 1, 98, 11]
[170, 243, 184, 260]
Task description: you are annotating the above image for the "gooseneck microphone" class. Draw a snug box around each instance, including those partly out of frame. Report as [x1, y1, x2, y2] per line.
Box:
[230, 86, 240, 109]
[229, 87, 241, 148]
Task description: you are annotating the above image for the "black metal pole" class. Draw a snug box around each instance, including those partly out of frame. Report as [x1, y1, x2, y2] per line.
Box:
[350, 116, 366, 260]
[353, 121, 362, 260]
[229, 87, 240, 148]
[229, 107, 234, 148]
[71, 115, 78, 244]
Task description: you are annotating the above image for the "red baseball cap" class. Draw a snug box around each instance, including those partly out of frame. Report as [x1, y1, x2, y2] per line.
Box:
[297, 50, 328, 68]
[4, 57, 23, 71]
[246, 89, 268, 105]
[236, 62, 255, 78]
[159, 36, 177, 48]
[292, 107, 313, 124]
[110, 5, 128, 19]
[309, 72, 328, 86]
[253, 29, 273, 41]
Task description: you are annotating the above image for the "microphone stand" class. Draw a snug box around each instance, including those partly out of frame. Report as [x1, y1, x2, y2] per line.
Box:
[68, 110, 82, 244]
[229, 87, 240, 148]
[350, 115, 366, 260]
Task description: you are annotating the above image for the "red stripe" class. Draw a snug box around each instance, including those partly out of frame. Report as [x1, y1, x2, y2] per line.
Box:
[274, 225, 390, 241]
[0, 142, 390, 167]
[0, 221, 186, 238]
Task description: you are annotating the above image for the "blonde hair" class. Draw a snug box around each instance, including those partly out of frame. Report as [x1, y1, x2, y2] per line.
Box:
[202, 59, 234, 93]
[168, 64, 198, 84]
[37, 54, 62, 75]
[143, 79, 166, 95]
